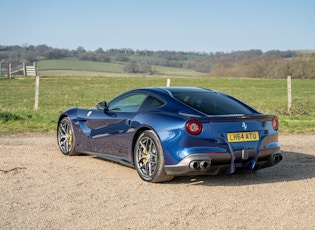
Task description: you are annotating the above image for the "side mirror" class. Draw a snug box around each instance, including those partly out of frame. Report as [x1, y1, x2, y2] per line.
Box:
[96, 101, 107, 111]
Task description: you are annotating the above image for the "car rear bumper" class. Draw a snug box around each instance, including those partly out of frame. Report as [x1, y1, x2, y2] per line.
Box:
[164, 148, 282, 176]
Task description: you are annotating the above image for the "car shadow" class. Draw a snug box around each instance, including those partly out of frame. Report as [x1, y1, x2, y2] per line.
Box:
[169, 151, 315, 186]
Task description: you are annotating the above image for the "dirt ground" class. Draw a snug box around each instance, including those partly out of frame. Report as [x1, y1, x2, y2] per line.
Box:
[0, 134, 314, 230]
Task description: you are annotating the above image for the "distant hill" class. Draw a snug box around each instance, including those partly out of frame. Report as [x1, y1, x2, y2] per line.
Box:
[1, 44, 314, 78]
[36, 59, 204, 77]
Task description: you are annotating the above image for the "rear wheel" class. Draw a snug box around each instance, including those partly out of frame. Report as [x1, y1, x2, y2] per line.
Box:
[57, 117, 78, 156]
[134, 130, 174, 183]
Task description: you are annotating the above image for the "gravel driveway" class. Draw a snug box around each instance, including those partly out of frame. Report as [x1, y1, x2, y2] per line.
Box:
[0, 134, 314, 229]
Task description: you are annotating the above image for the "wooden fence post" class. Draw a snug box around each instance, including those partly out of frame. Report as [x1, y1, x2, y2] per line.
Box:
[8, 63, 11, 79]
[23, 63, 26, 76]
[287, 76, 292, 115]
[166, 78, 171, 87]
[34, 75, 40, 110]
[33, 62, 37, 76]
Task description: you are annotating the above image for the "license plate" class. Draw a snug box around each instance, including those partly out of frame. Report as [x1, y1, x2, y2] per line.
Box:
[227, 131, 259, 142]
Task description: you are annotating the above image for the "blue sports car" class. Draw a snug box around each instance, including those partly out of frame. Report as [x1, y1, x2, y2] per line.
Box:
[57, 87, 282, 182]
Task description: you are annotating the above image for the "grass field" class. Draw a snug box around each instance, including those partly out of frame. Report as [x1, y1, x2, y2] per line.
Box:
[0, 75, 314, 134]
[37, 59, 204, 77]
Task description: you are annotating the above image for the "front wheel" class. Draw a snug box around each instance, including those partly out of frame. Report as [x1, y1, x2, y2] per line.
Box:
[134, 130, 174, 183]
[57, 117, 78, 156]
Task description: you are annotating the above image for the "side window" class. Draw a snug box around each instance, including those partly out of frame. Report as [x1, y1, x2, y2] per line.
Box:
[138, 95, 164, 111]
[108, 93, 147, 112]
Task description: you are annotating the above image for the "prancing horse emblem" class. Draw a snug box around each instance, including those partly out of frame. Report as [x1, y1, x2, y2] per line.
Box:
[242, 122, 247, 130]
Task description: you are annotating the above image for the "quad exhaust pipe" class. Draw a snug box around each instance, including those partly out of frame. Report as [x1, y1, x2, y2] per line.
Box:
[189, 160, 211, 170]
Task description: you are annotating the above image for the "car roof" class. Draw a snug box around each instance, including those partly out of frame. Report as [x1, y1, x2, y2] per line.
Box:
[137, 86, 216, 95]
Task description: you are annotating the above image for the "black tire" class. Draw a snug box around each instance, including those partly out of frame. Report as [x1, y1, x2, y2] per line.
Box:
[57, 117, 78, 156]
[134, 130, 174, 183]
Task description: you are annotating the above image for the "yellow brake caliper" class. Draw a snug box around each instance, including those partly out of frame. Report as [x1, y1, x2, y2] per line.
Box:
[142, 149, 147, 163]
[68, 129, 73, 146]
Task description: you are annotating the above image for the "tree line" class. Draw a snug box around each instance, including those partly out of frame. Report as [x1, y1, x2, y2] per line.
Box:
[1, 44, 314, 78]
[208, 53, 315, 79]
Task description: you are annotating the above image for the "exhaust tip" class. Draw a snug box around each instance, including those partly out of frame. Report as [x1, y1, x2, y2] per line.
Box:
[189, 160, 211, 170]
[200, 161, 210, 169]
[272, 154, 283, 164]
[189, 161, 199, 169]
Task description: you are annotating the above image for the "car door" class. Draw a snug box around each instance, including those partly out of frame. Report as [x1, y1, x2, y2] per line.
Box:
[88, 93, 148, 160]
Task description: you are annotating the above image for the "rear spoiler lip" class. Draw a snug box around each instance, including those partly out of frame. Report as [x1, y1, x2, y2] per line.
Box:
[197, 114, 277, 122]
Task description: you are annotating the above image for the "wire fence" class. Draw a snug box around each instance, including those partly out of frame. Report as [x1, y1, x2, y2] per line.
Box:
[0, 76, 314, 116]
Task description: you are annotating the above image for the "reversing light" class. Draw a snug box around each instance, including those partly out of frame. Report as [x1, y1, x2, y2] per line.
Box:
[272, 116, 279, 131]
[186, 120, 202, 135]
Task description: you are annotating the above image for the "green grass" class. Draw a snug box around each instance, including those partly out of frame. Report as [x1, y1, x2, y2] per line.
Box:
[0, 76, 314, 134]
[37, 59, 123, 73]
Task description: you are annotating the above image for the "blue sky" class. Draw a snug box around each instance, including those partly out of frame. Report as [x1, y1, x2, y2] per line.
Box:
[1, 0, 314, 52]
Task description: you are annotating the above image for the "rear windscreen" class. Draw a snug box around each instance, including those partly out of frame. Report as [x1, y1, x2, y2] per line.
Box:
[172, 92, 256, 115]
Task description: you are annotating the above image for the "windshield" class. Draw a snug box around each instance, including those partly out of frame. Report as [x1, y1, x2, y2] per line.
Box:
[172, 91, 256, 115]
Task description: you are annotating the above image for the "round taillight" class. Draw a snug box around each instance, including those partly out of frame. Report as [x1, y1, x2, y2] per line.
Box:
[186, 120, 202, 135]
[272, 116, 279, 131]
